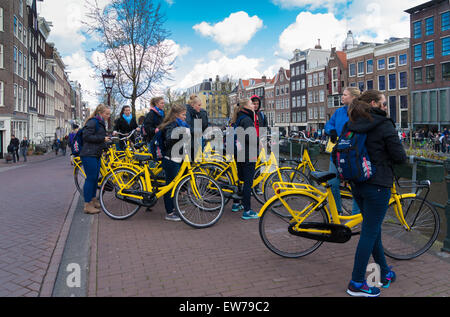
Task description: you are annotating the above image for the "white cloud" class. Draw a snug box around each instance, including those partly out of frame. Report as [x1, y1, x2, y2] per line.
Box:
[193, 11, 263, 52]
[262, 58, 290, 78]
[63, 50, 102, 109]
[277, 12, 347, 57]
[174, 55, 264, 90]
[271, 0, 347, 11]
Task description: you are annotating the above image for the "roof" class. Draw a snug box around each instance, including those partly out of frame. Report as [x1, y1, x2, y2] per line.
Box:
[336, 51, 347, 69]
[405, 0, 447, 14]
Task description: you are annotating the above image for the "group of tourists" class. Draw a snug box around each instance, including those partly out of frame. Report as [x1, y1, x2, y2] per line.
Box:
[75, 86, 407, 297]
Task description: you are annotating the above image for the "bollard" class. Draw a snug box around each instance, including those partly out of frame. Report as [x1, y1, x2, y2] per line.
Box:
[443, 158, 450, 253]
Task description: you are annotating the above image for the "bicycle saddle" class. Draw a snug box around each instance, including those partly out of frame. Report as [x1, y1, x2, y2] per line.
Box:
[134, 154, 153, 162]
[310, 171, 337, 184]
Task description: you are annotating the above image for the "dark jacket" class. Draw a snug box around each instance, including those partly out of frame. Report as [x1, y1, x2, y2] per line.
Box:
[143, 108, 164, 142]
[9, 138, 20, 150]
[161, 120, 189, 162]
[185, 104, 209, 158]
[346, 108, 407, 188]
[80, 117, 107, 158]
[114, 115, 138, 136]
[235, 108, 259, 163]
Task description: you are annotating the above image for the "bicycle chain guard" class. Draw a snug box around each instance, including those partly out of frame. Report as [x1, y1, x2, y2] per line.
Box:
[288, 222, 352, 244]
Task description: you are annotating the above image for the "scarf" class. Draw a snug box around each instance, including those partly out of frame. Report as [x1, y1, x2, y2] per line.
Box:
[153, 106, 165, 117]
[123, 113, 132, 124]
[176, 118, 190, 128]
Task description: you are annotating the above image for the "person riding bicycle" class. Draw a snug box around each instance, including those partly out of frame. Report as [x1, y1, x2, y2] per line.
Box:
[345, 90, 407, 297]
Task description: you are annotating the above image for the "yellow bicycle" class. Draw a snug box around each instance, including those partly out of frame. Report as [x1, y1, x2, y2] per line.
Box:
[98, 153, 225, 229]
[258, 171, 440, 260]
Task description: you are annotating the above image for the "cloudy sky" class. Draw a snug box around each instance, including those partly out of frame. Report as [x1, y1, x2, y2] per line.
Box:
[37, 0, 423, 109]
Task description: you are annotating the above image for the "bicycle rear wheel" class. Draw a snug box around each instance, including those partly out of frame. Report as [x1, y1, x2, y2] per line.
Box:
[382, 197, 440, 260]
[174, 174, 225, 229]
[259, 193, 328, 258]
[99, 168, 143, 220]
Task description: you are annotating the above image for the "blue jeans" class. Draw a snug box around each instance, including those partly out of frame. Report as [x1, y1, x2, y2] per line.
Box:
[234, 162, 256, 212]
[329, 160, 361, 215]
[351, 183, 391, 283]
[162, 158, 181, 214]
[81, 156, 101, 203]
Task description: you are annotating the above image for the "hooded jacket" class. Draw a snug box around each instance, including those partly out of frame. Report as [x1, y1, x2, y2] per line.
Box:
[143, 107, 164, 142]
[251, 95, 268, 128]
[80, 117, 107, 158]
[346, 107, 407, 188]
[325, 106, 349, 137]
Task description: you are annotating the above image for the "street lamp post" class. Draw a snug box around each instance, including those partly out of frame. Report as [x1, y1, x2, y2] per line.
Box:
[102, 68, 116, 129]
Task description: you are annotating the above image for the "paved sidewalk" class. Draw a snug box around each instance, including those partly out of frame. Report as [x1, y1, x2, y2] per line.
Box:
[87, 199, 450, 297]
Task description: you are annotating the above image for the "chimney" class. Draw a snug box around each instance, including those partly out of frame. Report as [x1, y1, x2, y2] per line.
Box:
[315, 39, 322, 49]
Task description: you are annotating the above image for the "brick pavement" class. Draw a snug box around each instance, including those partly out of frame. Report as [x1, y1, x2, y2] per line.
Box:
[88, 199, 450, 297]
[0, 155, 76, 297]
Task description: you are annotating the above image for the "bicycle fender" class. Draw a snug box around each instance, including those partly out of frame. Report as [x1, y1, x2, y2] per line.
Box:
[258, 190, 322, 218]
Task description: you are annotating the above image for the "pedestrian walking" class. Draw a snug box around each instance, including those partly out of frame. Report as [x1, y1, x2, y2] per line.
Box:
[80, 104, 111, 214]
[345, 90, 407, 297]
[8, 135, 20, 163]
[434, 133, 441, 152]
[61, 136, 68, 156]
[158, 104, 189, 222]
[113, 105, 138, 150]
[230, 98, 260, 220]
[185, 94, 209, 161]
[325, 87, 361, 215]
[53, 138, 61, 156]
[20, 137, 30, 162]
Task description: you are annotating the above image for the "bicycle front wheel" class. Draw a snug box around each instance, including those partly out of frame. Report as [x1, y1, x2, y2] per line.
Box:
[74, 165, 86, 196]
[174, 174, 225, 229]
[382, 197, 440, 260]
[259, 193, 328, 258]
[99, 168, 143, 220]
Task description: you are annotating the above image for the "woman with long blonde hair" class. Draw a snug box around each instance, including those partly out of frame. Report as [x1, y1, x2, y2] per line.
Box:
[325, 87, 361, 216]
[80, 104, 111, 214]
[158, 103, 190, 221]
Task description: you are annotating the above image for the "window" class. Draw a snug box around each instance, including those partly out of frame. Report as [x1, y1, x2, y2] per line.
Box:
[319, 90, 325, 102]
[357, 61, 364, 76]
[414, 68, 423, 84]
[14, 84, 18, 111]
[378, 59, 385, 70]
[0, 81, 4, 106]
[400, 95, 408, 109]
[13, 16, 17, 37]
[442, 62, 450, 81]
[319, 72, 324, 85]
[0, 44, 3, 69]
[18, 51, 22, 77]
[389, 96, 397, 123]
[399, 72, 407, 89]
[442, 12, 450, 31]
[442, 37, 450, 56]
[388, 73, 396, 90]
[388, 57, 396, 69]
[413, 21, 422, 38]
[414, 44, 422, 62]
[366, 59, 373, 73]
[378, 75, 386, 91]
[367, 80, 374, 90]
[349, 63, 356, 77]
[425, 17, 434, 36]
[399, 54, 407, 66]
[358, 81, 364, 92]
[425, 65, 435, 84]
[425, 41, 434, 59]
[0, 7, 4, 32]
[13, 46, 18, 74]
[19, 0, 23, 17]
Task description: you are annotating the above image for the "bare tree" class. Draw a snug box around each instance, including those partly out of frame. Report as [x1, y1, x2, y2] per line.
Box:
[85, 0, 174, 117]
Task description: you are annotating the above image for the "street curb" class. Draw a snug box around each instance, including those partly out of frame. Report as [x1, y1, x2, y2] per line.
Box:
[87, 209, 99, 297]
[39, 190, 79, 297]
